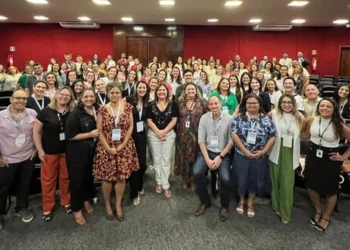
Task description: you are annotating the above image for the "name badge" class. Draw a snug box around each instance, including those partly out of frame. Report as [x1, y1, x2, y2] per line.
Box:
[15, 134, 26, 148]
[283, 135, 293, 148]
[211, 136, 219, 147]
[112, 129, 121, 141]
[59, 133, 65, 141]
[247, 131, 257, 144]
[185, 121, 190, 128]
[222, 106, 229, 114]
[136, 121, 144, 133]
[316, 149, 323, 158]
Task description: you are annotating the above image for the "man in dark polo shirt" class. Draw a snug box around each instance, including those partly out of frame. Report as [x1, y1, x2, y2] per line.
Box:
[25, 63, 45, 96]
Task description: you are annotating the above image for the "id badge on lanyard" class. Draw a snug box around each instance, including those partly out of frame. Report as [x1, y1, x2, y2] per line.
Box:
[247, 120, 258, 144]
[57, 113, 66, 141]
[136, 104, 144, 132]
[10, 113, 26, 148]
[111, 105, 122, 141]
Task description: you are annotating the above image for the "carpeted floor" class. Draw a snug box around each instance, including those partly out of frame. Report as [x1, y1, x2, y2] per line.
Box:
[1, 171, 350, 250]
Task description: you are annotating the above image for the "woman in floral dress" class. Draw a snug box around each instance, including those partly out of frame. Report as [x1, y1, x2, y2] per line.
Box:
[93, 83, 139, 221]
[175, 83, 208, 189]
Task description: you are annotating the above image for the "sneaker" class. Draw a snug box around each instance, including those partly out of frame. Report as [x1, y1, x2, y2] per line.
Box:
[0, 215, 3, 231]
[16, 209, 34, 223]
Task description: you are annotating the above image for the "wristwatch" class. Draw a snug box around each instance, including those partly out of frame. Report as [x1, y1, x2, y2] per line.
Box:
[219, 154, 224, 160]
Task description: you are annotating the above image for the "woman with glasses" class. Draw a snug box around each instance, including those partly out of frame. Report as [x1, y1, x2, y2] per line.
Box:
[269, 94, 305, 224]
[231, 94, 276, 218]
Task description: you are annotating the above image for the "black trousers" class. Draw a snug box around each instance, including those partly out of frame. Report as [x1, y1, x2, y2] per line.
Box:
[0, 158, 35, 215]
[129, 133, 147, 199]
[66, 141, 95, 212]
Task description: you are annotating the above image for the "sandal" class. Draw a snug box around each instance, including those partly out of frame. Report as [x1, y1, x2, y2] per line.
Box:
[156, 185, 162, 194]
[164, 189, 172, 198]
[310, 212, 322, 227]
[42, 213, 53, 222]
[73, 212, 86, 226]
[63, 206, 72, 214]
[236, 203, 244, 215]
[315, 217, 330, 232]
[139, 189, 144, 195]
[106, 208, 114, 220]
[247, 206, 255, 218]
[84, 202, 94, 214]
[133, 195, 141, 206]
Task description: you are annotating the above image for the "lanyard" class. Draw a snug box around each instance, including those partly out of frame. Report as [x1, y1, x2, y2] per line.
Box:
[110, 104, 121, 128]
[211, 113, 222, 133]
[8, 113, 24, 133]
[128, 83, 135, 96]
[246, 113, 258, 131]
[57, 112, 66, 133]
[85, 107, 97, 121]
[220, 94, 228, 103]
[282, 115, 293, 135]
[186, 100, 196, 118]
[35, 73, 44, 80]
[138, 103, 143, 121]
[33, 96, 45, 110]
[97, 93, 106, 105]
[318, 117, 332, 146]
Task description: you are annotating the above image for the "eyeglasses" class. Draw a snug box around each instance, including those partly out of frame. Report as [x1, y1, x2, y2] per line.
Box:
[184, 74, 192, 77]
[13, 97, 28, 101]
[246, 102, 259, 105]
[281, 101, 293, 105]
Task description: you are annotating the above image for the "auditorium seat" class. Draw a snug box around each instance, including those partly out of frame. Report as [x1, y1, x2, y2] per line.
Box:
[321, 77, 334, 83]
[309, 75, 319, 79]
[338, 76, 350, 80]
[0, 96, 10, 106]
[319, 81, 333, 91]
[337, 78, 350, 83]
[321, 85, 337, 97]
[0, 106, 7, 111]
[0, 90, 13, 97]
[323, 75, 336, 81]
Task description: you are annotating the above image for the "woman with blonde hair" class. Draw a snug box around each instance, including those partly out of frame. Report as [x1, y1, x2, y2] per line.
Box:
[4, 66, 21, 90]
[175, 83, 208, 189]
[269, 93, 305, 224]
[33, 86, 75, 222]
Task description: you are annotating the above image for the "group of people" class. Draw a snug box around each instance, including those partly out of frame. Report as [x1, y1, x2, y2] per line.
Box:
[0, 52, 348, 234]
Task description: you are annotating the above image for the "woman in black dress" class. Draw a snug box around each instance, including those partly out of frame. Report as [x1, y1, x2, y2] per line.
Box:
[303, 98, 350, 231]
[126, 81, 149, 205]
[65, 88, 100, 225]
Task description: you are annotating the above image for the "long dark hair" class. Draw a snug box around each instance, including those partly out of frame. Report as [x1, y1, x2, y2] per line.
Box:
[129, 81, 150, 107]
[77, 88, 100, 110]
[333, 83, 350, 106]
[45, 72, 59, 89]
[238, 93, 265, 117]
[315, 98, 344, 138]
[171, 67, 183, 84]
[71, 79, 84, 100]
[51, 63, 62, 76]
[264, 61, 274, 74]
[248, 77, 263, 93]
[263, 78, 279, 92]
[229, 75, 242, 102]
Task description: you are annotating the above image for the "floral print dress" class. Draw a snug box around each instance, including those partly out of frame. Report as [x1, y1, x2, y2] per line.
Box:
[93, 103, 139, 181]
[174, 99, 208, 185]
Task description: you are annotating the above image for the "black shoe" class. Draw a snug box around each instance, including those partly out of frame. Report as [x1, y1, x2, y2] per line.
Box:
[194, 204, 211, 217]
[0, 215, 3, 231]
[219, 208, 229, 221]
[16, 209, 34, 223]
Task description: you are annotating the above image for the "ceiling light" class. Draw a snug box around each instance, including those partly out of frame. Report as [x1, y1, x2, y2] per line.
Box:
[288, 1, 309, 7]
[27, 0, 48, 4]
[165, 18, 175, 22]
[92, 0, 111, 5]
[333, 19, 349, 25]
[159, 1, 175, 6]
[207, 18, 219, 23]
[34, 16, 49, 20]
[225, 1, 242, 7]
[134, 26, 144, 31]
[0, 15, 8, 20]
[291, 19, 306, 24]
[78, 16, 91, 21]
[249, 18, 262, 23]
[121, 17, 133, 22]
[167, 26, 177, 30]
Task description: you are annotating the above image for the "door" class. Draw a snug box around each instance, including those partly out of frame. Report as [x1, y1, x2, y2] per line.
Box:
[339, 47, 350, 76]
[149, 37, 171, 65]
[126, 37, 148, 67]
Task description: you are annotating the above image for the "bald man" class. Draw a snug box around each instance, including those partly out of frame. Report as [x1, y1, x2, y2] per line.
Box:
[193, 96, 234, 221]
[0, 90, 37, 230]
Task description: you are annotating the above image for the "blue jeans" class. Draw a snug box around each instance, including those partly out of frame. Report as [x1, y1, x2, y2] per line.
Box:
[233, 150, 266, 196]
[193, 151, 232, 208]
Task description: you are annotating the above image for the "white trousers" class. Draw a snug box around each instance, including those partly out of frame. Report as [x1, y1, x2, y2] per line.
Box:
[148, 129, 176, 190]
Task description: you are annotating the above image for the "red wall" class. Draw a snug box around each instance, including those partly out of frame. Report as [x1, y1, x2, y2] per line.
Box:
[0, 23, 113, 71]
[184, 26, 350, 77]
[0, 24, 349, 77]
